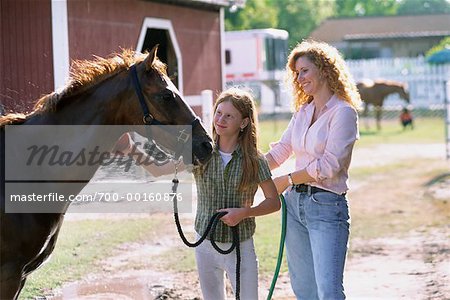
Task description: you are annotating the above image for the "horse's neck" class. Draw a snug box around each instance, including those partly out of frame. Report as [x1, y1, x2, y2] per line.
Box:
[15, 76, 132, 214]
[5, 124, 123, 214]
[30, 72, 130, 125]
[384, 85, 402, 97]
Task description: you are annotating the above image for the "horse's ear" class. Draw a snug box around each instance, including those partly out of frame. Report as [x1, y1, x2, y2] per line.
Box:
[144, 45, 159, 71]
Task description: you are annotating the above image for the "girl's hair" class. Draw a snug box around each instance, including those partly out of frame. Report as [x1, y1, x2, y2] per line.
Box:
[212, 87, 261, 192]
[286, 39, 362, 111]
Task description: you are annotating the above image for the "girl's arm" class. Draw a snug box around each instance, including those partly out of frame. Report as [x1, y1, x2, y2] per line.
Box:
[114, 133, 185, 177]
[218, 178, 280, 227]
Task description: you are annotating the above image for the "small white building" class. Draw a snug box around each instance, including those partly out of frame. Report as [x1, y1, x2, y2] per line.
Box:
[224, 28, 292, 114]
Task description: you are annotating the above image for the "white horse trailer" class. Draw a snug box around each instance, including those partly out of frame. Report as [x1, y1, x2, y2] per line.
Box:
[224, 28, 291, 114]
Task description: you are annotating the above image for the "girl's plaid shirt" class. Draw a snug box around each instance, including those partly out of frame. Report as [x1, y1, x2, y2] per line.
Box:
[193, 146, 272, 243]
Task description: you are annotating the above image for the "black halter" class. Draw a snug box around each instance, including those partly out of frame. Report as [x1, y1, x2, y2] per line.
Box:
[130, 64, 201, 159]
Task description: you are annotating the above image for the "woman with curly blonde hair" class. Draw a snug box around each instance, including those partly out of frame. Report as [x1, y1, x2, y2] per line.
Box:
[265, 39, 361, 300]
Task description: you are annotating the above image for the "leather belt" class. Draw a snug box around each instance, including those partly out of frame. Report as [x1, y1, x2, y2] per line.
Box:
[294, 184, 346, 196]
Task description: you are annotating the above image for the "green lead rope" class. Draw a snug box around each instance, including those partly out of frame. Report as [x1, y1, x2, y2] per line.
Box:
[266, 194, 287, 300]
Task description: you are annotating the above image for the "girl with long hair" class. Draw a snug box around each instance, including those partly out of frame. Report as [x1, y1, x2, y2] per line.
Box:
[116, 87, 279, 299]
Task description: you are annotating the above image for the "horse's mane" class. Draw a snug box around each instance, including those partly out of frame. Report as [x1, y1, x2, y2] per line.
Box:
[34, 49, 146, 113]
[359, 78, 405, 88]
[374, 79, 405, 88]
[0, 113, 28, 127]
[1, 48, 167, 128]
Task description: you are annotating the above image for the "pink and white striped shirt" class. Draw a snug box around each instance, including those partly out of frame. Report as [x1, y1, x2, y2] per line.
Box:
[268, 94, 359, 194]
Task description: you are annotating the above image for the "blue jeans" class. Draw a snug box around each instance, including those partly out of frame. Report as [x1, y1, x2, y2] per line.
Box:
[284, 188, 350, 300]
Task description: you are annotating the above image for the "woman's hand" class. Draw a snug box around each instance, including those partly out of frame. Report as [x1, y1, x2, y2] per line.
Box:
[217, 208, 249, 227]
[273, 175, 290, 194]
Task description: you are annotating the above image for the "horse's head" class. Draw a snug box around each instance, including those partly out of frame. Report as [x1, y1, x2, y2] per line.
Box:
[399, 84, 410, 103]
[122, 46, 212, 165]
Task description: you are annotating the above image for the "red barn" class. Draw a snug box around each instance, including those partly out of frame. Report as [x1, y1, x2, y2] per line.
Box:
[0, 0, 244, 115]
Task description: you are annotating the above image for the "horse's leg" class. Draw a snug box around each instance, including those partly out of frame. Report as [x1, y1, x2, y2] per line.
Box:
[375, 106, 382, 131]
[0, 272, 23, 300]
[363, 102, 371, 131]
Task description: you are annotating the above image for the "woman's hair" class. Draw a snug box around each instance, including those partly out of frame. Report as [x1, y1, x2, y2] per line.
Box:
[286, 39, 362, 111]
[211, 87, 261, 192]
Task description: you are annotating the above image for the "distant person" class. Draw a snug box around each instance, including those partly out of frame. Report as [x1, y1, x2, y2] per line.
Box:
[265, 39, 361, 300]
[400, 107, 414, 130]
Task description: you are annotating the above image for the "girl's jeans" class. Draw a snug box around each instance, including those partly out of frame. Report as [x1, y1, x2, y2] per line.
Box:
[195, 236, 258, 300]
[284, 188, 350, 300]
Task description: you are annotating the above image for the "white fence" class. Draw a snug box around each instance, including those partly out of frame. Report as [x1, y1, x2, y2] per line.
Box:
[347, 57, 450, 109]
[185, 90, 214, 134]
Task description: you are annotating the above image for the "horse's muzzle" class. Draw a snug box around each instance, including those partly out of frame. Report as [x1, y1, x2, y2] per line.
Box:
[193, 140, 213, 165]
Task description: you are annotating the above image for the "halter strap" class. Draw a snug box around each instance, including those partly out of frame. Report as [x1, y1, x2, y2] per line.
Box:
[130, 63, 202, 160]
[130, 64, 163, 125]
[130, 64, 200, 129]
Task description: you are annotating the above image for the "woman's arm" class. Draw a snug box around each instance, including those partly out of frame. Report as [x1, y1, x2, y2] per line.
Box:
[218, 178, 280, 227]
[265, 114, 297, 170]
[272, 169, 315, 194]
[265, 153, 279, 170]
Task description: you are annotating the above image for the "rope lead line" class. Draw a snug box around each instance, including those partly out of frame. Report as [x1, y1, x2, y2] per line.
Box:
[172, 177, 241, 300]
[266, 194, 287, 300]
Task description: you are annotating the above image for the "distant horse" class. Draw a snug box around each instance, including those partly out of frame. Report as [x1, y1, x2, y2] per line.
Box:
[0, 46, 213, 299]
[357, 79, 410, 130]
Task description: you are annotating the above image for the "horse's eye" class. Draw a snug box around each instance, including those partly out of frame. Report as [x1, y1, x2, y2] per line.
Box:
[161, 93, 175, 101]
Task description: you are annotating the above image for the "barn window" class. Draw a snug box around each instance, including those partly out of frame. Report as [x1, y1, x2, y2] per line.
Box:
[142, 28, 178, 87]
[136, 18, 183, 94]
[265, 38, 288, 71]
[225, 49, 231, 65]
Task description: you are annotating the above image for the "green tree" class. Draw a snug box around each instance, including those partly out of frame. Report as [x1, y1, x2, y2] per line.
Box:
[426, 36, 450, 56]
[225, 0, 450, 49]
[225, 0, 278, 31]
[397, 0, 450, 15]
[225, 0, 333, 46]
[274, 0, 334, 47]
[335, 0, 399, 16]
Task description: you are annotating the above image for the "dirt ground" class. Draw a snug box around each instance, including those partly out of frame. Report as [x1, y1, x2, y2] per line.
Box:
[46, 143, 449, 300]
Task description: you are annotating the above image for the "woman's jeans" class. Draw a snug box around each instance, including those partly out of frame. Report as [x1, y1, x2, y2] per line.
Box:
[284, 187, 350, 300]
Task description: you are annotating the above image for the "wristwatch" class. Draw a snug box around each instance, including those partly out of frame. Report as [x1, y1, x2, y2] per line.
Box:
[288, 173, 294, 186]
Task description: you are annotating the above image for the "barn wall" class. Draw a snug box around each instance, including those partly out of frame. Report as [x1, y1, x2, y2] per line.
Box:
[0, 0, 222, 114]
[0, 0, 53, 113]
[67, 0, 222, 97]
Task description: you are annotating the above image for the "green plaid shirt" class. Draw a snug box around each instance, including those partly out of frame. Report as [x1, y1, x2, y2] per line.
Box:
[193, 145, 272, 243]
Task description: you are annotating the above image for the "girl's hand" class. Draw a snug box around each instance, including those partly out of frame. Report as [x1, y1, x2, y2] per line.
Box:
[113, 133, 133, 155]
[217, 208, 249, 227]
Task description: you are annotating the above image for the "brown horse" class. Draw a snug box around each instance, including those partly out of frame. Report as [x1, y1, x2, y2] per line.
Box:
[357, 79, 410, 130]
[0, 46, 213, 299]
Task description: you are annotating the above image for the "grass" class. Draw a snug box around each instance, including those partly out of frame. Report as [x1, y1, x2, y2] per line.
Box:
[254, 211, 289, 274]
[356, 117, 445, 147]
[258, 117, 446, 152]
